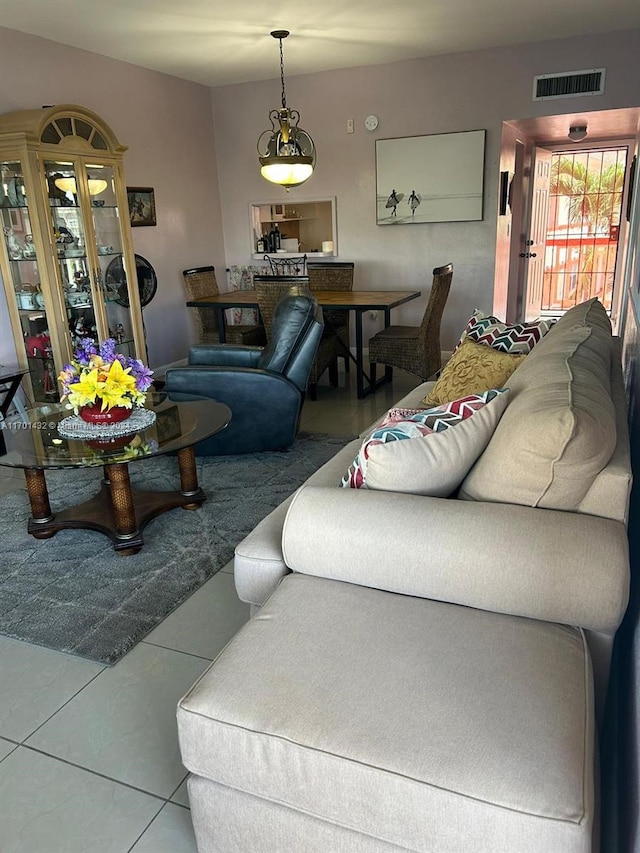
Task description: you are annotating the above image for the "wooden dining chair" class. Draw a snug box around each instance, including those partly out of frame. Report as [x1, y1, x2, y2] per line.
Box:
[254, 275, 341, 399]
[307, 262, 354, 373]
[183, 266, 266, 346]
[368, 262, 453, 382]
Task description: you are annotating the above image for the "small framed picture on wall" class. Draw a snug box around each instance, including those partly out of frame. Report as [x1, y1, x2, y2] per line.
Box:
[127, 187, 156, 227]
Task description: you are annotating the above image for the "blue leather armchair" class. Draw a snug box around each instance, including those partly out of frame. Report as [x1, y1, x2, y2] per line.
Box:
[165, 291, 323, 455]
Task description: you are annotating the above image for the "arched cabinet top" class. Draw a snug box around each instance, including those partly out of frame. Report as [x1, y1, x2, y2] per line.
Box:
[0, 104, 127, 155]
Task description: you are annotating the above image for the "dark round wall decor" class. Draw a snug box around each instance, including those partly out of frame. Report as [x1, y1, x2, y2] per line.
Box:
[106, 253, 158, 308]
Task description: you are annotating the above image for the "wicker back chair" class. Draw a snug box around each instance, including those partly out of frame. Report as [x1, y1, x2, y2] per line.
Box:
[265, 254, 307, 276]
[307, 262, 354, 371]
[368, 262, 453, 382]
[183, 266, 266, 346]
[254, 275, 341, 399]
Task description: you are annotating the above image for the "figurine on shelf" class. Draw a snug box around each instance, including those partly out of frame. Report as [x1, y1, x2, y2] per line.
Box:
[73, 268, 90, 290]
[54, 216, 76, 246]
[73, 316, 90, 339]
[22, 233, 37, 260]
[3, 226, 23, 260]
[24, 329, 56, 397]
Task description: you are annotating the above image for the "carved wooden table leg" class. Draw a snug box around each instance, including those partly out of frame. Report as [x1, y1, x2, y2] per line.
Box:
[25, 467, 56, 538]
[22, 448, 206, 552]
[104, 463, 139, 541]
[177, 446, 203, 509]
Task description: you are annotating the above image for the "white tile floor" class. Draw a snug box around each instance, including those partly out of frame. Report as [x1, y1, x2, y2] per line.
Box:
[0, 366, 420, 852]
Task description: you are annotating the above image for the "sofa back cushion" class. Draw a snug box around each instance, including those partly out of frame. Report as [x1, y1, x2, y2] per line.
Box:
[549, 296, 612, 336]
[459, 320, 616, 511]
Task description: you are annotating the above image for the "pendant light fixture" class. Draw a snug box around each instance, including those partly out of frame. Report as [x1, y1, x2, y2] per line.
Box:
[257, 30, 316, 190]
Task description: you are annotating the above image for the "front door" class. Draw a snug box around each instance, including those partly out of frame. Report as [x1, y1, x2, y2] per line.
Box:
[523, 146, 552, 321]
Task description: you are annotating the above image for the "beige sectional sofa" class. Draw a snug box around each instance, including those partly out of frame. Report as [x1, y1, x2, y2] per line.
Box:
[178, 298, 631, 852]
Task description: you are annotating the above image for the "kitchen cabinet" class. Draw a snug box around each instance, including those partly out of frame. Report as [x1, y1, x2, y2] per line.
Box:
[0, 104, 145, 402]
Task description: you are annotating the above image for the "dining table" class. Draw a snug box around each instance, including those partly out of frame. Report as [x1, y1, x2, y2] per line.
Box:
[186, 289, 421, 398]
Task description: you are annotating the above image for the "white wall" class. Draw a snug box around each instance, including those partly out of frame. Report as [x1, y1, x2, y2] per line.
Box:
[0, 26, 225, 368]
[211, 28, 640, 348]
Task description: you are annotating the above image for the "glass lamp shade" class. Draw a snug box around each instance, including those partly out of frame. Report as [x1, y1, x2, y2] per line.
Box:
[259, 156, 314, 188]
[54, 177, 108, 196]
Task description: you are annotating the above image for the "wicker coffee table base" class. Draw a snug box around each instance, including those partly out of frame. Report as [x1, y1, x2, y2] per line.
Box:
[24, 447, 204, 556]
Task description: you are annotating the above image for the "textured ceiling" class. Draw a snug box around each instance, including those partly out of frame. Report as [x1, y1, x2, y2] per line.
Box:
[0, 0, 639, 87]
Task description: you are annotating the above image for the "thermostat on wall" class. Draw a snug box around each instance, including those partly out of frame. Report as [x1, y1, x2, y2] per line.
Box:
[364, 114, 379, 131]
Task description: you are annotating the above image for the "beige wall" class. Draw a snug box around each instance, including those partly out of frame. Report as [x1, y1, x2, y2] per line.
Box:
[0, 26, 225, 368]
[212, 28, 640, 349]
[0, 25, 639, 368]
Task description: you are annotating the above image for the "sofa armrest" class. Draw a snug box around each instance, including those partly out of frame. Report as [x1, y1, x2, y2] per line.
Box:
[281, 485, 629, 633]
[188, 345, 262, 367]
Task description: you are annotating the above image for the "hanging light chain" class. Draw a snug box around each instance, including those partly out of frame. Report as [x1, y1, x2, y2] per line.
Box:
[279, 35, 287, 109]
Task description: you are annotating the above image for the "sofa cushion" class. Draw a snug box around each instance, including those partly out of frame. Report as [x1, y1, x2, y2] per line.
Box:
[457, 308, 555, 353]
[550, 296, 612, 335]
[459, 322, 616, 510]
[341, 389, 509, 495]
[178, 573, 595, 853]
[423, 337, 526, 405]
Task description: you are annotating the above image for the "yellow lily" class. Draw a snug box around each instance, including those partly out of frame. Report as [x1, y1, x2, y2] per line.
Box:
[66, 367, 105, 407]
[99, 359, 137, 409]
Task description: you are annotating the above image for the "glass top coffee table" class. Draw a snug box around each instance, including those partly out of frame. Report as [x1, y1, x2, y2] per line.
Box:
[0, 391, 231, 555]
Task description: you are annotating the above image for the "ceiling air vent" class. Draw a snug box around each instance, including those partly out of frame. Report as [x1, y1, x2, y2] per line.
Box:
[533, 68, 606, 100]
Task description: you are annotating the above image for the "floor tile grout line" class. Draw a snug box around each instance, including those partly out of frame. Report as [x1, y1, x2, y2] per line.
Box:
[125, 797, 191, 853]
[16, 665, 107, 745]
[139, 639, 215, 662]
[167, 770, 190, 802]
[17, 742, 178, 804]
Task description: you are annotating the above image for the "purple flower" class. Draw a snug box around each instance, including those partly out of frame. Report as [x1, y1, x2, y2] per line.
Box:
[129, 359, 154, 391]
[74, 338, 98, 365]
[99, 338, 118, 363]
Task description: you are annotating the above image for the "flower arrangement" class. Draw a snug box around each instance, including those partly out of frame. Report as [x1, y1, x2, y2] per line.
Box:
[58, 338, 154, 415]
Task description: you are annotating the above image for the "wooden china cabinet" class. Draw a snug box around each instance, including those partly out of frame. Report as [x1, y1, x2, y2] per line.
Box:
[0, 104, 145, 403]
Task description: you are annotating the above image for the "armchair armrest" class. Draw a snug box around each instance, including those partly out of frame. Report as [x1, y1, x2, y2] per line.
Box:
[188, 345, 262, 368]
[165, 366, 304, 455]
[281, 485, 630, 633]
[166, 365, 298, 399]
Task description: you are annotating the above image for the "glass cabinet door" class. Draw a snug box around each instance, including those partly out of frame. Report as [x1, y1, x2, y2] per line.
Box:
[43, 160, 136, 361]
[1, 159, 58, 401]
[89, 164, 137, 359]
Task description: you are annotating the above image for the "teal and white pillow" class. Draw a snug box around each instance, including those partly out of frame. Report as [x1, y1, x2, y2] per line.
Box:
[341, 389, 509, 495]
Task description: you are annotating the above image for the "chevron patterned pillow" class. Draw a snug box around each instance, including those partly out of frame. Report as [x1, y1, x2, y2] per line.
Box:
[341, 388, 509, 494]
[457, 309, 554, 354]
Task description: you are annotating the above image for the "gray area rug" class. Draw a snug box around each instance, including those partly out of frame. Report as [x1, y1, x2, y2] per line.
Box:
[0, 432, 354, 665]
